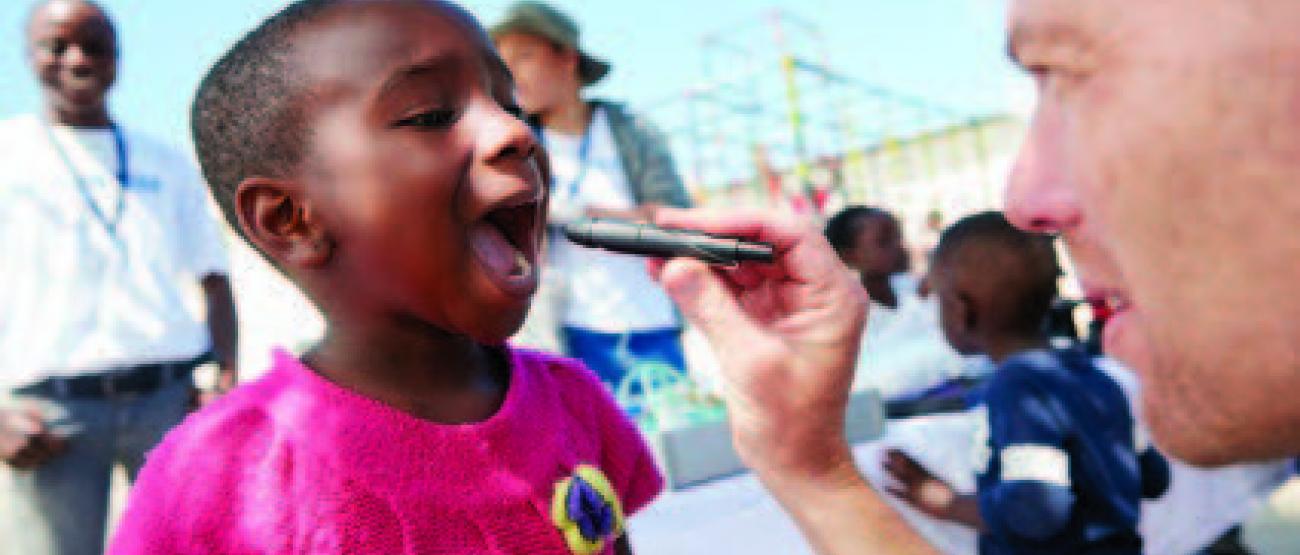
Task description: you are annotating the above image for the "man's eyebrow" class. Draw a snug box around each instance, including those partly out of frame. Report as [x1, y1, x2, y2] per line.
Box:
[1006, 26, 1027, 68]
[1005, 18, 1094, 69]
[376, 54, 460, 98]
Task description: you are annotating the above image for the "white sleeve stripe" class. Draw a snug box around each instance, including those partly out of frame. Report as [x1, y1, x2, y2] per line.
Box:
[1134, 425, 1151, 452]
[1000, 444, 1071, 487]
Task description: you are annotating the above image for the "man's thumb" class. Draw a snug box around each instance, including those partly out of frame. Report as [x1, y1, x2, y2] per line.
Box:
[659, 258, 754, 347]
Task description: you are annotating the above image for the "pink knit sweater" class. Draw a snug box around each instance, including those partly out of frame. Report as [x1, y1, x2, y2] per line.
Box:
[110, 348, 663, 554]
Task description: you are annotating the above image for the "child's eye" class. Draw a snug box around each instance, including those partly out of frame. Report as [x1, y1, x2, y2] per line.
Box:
[503, 103, 525, 120]
[394, 109, 459, 129]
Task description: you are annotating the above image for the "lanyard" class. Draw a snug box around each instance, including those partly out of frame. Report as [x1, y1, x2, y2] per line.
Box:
[544, 110, 595, 203]
[42, 121, 129, 239]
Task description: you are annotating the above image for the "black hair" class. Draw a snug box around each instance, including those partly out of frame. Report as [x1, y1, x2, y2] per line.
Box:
[824, 205, 895, 254]
[190, 0, 344, 251]
[933, 211, 1060, 335]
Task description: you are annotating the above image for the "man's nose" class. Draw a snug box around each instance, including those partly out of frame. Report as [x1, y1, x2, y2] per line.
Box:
[1004, 102, 1082, 234]
[62, 45, 97, 73]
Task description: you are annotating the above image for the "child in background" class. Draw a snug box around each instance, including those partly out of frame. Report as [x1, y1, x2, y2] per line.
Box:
[110, 1, 661, 553]
[884, 212, 1169, 554]
[825, 206, 972, 406]
[824, 206, 910, 310]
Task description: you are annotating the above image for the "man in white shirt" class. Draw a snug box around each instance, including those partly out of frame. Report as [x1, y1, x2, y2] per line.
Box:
[0, 2, 239, 553]
[494, 2, 692, 392]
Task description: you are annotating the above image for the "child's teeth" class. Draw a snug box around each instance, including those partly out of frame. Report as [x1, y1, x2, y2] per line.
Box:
[514, 250, 531, 276]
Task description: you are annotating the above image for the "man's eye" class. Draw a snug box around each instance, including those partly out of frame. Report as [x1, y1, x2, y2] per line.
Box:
[503, 103, 525, 119]
[395, 109, 459, 129]
[81, 41, 111, 57]
[39, 39, 67, 56]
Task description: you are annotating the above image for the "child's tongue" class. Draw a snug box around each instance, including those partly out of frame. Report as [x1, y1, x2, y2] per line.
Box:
[469, 221, 523, 280]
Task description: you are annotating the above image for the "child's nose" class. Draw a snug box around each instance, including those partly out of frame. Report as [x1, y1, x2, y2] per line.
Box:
[478, 102, 539, 167]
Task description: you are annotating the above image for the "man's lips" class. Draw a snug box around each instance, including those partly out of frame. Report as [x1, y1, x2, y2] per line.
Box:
[1082, 284, 1137, 356]
[1082, 281, 1133, 312]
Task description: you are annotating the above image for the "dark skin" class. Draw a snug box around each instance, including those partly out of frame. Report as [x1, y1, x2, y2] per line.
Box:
[27, 0, 115, 127]
[840, 213, 908, 309]
[197, 275, 241, 405]
[884, 261, 1048, 530]
[2, 0, 240, 469]
[234, 2, 629, 549]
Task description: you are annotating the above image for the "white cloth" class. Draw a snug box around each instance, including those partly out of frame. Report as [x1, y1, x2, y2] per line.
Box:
[853, 276, 972, 397]
[0, 115, 229, 388]
[545, 107, 678, 332]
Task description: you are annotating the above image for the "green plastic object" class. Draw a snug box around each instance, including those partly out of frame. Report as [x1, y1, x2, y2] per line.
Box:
[616, 357, 727, 434]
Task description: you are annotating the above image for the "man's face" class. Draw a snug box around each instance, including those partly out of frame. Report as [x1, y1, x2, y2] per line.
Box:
[1005, 0, 1300, 465]
[495, 32, 577, 115]
[27, 0, 117, 118]
[289, 1, 546, 343]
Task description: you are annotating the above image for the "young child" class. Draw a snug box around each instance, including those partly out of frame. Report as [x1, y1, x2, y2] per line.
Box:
[109, 1, 661, 553]
[825, 206, 973, 406]
[824, 205, 910, 310]
[883, 212, 1169, 554]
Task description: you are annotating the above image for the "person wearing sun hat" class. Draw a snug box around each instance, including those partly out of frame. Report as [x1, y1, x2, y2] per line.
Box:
[494, 1, 694, 395]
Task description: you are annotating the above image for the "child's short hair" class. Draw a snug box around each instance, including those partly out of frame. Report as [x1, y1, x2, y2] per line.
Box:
[190, 0, 343, 250]
[824, 205, 894, 254]
[933, 211, 1060, 334]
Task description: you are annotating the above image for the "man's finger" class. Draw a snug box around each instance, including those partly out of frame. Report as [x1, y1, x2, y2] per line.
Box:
[659, 257, 762, 353]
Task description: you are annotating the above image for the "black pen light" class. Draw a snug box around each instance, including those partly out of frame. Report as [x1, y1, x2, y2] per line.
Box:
[562, 219, 775, 265]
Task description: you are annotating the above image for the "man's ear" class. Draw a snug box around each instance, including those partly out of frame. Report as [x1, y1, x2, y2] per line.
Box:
[234, 177, 333, 269]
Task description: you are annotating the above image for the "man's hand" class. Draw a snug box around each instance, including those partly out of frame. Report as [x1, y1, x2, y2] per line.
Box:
[192, 364, 238, 409]
[650, 209, 937, 554]
[649, 208, 867, 481]
[0, 407, 68, 469]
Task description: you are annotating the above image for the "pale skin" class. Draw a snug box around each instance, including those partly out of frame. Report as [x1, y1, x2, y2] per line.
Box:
[649, 209, 936, 555]
[655, 0, 1300, 552]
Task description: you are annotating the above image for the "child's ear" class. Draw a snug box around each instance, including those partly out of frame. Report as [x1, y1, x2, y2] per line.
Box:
[234, 177, 333, 269]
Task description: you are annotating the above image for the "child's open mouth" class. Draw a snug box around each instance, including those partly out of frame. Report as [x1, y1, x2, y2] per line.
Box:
[469, 197, 541, 299]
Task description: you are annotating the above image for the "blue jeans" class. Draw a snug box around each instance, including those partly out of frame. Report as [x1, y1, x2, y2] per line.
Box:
[1, 376, 192, 555]
[561, 326, 687, 391]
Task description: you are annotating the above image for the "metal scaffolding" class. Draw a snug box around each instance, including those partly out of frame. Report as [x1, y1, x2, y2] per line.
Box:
[645, 9, 1001, 215]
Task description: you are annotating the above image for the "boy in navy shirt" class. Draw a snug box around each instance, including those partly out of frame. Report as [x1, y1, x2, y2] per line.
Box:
[885, 212, 1169, 554]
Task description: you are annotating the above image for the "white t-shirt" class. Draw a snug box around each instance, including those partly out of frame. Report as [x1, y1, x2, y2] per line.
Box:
[853, 274, 971, 397]
[545, 107, 679, 332]
[0, 115, 229, 388]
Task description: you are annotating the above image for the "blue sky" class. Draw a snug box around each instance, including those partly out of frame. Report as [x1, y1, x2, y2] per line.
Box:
[0, 0, 1027, 151]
